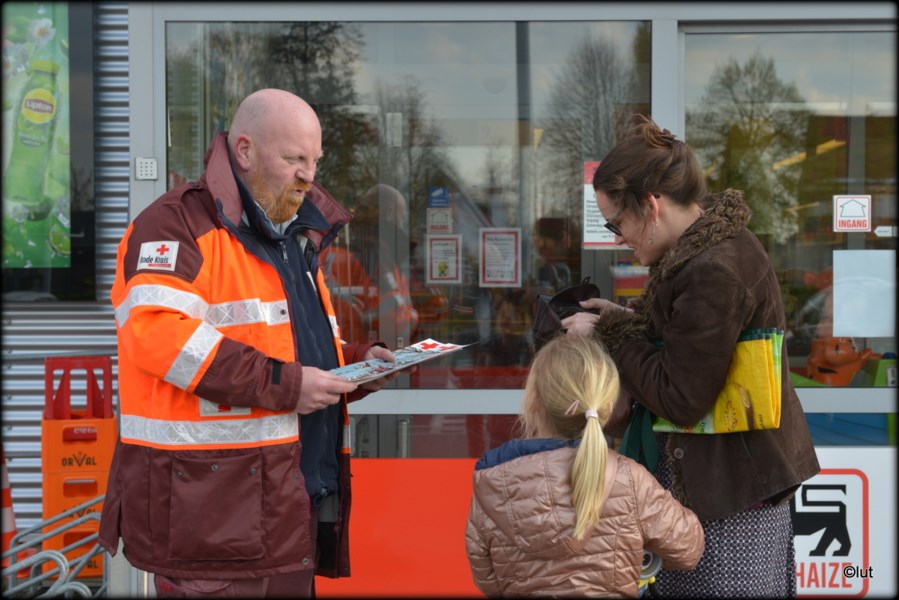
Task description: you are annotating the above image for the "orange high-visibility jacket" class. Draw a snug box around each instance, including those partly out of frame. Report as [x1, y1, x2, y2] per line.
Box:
[99, 132, 371, 580]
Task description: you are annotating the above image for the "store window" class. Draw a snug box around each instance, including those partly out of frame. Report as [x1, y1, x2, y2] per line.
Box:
[164, 20, 651, 392]
[684, 29, 896, 389]
[164, 19, 651, 457]
[2, 2, 96, 301]
[163, 19, 894, 456]
[684, 29, 896, 447]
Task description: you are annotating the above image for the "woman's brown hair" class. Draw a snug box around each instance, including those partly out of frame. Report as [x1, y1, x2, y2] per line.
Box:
[592, 114, 706, 215]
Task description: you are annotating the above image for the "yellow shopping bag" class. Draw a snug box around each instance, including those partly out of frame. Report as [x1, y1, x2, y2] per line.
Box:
[653, 329, 783, 434]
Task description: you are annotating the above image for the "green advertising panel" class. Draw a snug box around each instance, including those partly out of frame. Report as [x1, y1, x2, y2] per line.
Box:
[2, 2, 71, 268]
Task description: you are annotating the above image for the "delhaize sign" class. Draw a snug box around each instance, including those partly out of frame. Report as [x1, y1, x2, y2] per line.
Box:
[795, 447, 896, 598]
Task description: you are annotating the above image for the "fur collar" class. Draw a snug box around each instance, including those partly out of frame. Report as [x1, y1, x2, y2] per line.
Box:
[651, 188, 750, 283]
[633, 189, 751, 333]
[590, 189, 751, 355]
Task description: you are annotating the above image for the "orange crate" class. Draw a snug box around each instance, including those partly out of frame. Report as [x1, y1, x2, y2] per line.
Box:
[41, 418, 117, 475]
[40, 471, 108, 577]
[41, 356, 116, 578]
[44, 356, 113, 421]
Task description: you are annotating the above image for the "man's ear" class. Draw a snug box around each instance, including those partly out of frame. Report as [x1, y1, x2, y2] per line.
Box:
[232, 134, 253, 171]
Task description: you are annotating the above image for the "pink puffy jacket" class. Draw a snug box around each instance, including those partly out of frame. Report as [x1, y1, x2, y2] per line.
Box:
[465, 447, 704, 597]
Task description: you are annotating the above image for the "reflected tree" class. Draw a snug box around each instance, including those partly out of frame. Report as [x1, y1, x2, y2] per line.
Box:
[268, 22, 374, 203]
[538, 30, 648, 219]
[371, 76, 459, 223]
[686, 50, 811, 245]
[167, 21, 375, 202]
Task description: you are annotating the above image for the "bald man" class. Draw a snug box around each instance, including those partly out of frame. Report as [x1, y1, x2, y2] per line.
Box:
[99, 89, 399, 597]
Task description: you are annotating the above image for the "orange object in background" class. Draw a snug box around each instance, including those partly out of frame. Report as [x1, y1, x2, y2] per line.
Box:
[2, 449, 40, 577]
[807, 337, 876, 386]
[611, 264, 649, 307]
[41, 356, 117, 578]
[2, 448, 17, 569]
[316, 458, 482, 598]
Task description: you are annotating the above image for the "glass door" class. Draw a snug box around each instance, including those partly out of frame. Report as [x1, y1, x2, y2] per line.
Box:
[684, 25, 896, 443]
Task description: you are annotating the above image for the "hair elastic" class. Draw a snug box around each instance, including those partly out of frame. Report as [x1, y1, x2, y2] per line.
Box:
[585, 409, 599, 420]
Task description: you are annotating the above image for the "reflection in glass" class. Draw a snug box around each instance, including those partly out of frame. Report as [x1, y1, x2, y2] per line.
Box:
[165, 20, 651, 390]
[685, 30, 896, 388]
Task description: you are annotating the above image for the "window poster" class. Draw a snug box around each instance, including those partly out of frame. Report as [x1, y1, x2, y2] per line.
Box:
[426, 234, 462, 285]
[2, 2, 71, 268]
[479, 227, 520, 288]
[582, 160, 623, 249]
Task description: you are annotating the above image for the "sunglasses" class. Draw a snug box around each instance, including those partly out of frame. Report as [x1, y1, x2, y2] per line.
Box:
[603, 209, 624, 237]
[593, 191, 624, 236]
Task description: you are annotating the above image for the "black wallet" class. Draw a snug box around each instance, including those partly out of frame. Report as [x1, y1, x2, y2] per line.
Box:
[532, 276, 601, 350]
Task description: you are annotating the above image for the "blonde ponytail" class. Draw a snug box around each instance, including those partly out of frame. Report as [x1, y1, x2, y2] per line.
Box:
[572, 414, 609, 540]
[520, 334, 620, 540]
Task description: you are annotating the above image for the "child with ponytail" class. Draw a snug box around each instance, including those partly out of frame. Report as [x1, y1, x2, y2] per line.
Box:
[465, 334, 704, 597]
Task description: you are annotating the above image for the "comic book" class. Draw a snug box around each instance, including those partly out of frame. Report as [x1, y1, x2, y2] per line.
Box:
[330, 338, 472, 384]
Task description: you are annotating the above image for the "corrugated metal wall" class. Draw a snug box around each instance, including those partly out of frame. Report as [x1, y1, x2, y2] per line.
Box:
[1, 2, 130, 531]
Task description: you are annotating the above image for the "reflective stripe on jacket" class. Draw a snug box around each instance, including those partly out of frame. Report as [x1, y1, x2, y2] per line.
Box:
[112, 247, 344, 451]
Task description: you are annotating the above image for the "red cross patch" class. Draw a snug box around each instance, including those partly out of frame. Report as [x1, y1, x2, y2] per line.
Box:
[137, 241, 180, 272]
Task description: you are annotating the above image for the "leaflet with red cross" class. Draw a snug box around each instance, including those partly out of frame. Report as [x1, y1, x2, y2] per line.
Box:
[331, 338, 472, 384]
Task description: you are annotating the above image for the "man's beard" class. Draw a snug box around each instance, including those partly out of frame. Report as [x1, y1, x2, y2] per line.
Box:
[249, 169, 312, 224]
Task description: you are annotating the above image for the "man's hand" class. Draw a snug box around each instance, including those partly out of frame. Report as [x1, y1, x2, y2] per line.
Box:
[357, 345, 403, 393]
[297, 367, 359, 415]
[365, 345, 397, 363]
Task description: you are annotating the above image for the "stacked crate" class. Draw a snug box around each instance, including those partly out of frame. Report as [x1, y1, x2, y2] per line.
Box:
[41, 356, 116, 578]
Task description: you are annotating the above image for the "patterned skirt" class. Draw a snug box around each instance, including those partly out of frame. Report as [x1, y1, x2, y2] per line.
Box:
[652, 434, 797, 598]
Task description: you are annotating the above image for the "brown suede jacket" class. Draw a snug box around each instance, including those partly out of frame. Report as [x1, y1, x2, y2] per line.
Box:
[592, 189, 820, 521]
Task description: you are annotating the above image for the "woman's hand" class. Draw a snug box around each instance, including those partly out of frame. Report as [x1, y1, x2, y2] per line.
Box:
[561, 298, 631, 336]
[580, 297, 628, 313]
[561, 310, 601, 336]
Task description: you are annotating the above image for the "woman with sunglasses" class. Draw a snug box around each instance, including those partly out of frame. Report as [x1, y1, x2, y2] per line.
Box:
[563, 114, 819, 598]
